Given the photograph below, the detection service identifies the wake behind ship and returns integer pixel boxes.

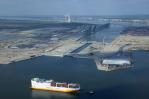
[31,78,80,93]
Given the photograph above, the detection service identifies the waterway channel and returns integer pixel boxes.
[0,51,149,99]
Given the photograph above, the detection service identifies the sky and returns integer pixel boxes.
[0,0,149,16]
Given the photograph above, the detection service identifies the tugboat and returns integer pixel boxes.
[31,78,80,93]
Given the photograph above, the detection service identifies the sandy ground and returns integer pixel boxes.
[0,35,149,64]
[102,35,149,53]
[0,39,84,64]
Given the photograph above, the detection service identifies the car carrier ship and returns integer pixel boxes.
[31,78,80,93]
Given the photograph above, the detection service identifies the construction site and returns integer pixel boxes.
[0,17,149,71]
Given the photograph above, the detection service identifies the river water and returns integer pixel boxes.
[0,51,149,99]
[88,24,125,42]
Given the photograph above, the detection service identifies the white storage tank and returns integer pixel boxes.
[102,58,131,65]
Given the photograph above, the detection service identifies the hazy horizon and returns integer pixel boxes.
[0,0,149,16]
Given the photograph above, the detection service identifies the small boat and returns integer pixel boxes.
[88,90,95,94]
[31,78,80,93]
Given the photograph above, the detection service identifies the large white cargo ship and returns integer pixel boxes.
[31,78,80,93]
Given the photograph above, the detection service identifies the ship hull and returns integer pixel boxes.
[31,87,80,93]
